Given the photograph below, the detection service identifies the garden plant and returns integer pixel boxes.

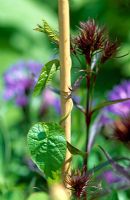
[1,0,130,200]
[26,0,130,200]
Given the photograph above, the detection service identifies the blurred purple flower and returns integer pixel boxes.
[102,170,122,184]
[99,112,113,125]
[90,80,130,148]
[3,60,42,106]
[100,80,130,126]
[3,60,61,116]
[41,88,61,114]
[106,80,130,116]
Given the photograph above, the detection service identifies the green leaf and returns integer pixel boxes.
[67,142,87,158]
[27,122,66,178]
[33,59,60,96]
[27,192,49,200]
[35,20,59,44]
[92,98,130,113]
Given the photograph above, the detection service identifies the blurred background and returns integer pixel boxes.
[1,0,130,199]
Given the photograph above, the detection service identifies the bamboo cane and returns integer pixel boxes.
[50,184,69,200]
[58,0,72,172]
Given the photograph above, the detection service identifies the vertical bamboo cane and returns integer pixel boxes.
[58,0,72,172]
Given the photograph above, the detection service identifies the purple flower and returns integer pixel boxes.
[102,170,122,184]
[3,60,42,106]
[99,112,113,125]
[41,88,61,114]
[106,80,130,116]
[97,80,130,129]
[3,60,61,115]
[89,81,130,150]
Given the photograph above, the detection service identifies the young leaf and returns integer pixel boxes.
[92,98,130,114]
[67,142,87,158]
[35,20,59,44]
[34,59,60,96]
[27,122,66,178]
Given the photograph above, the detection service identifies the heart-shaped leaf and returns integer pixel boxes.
[27,122,66,178]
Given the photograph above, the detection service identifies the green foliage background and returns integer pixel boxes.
[1,0,130,199]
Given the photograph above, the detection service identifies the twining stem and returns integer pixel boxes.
[58,0,72,173]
